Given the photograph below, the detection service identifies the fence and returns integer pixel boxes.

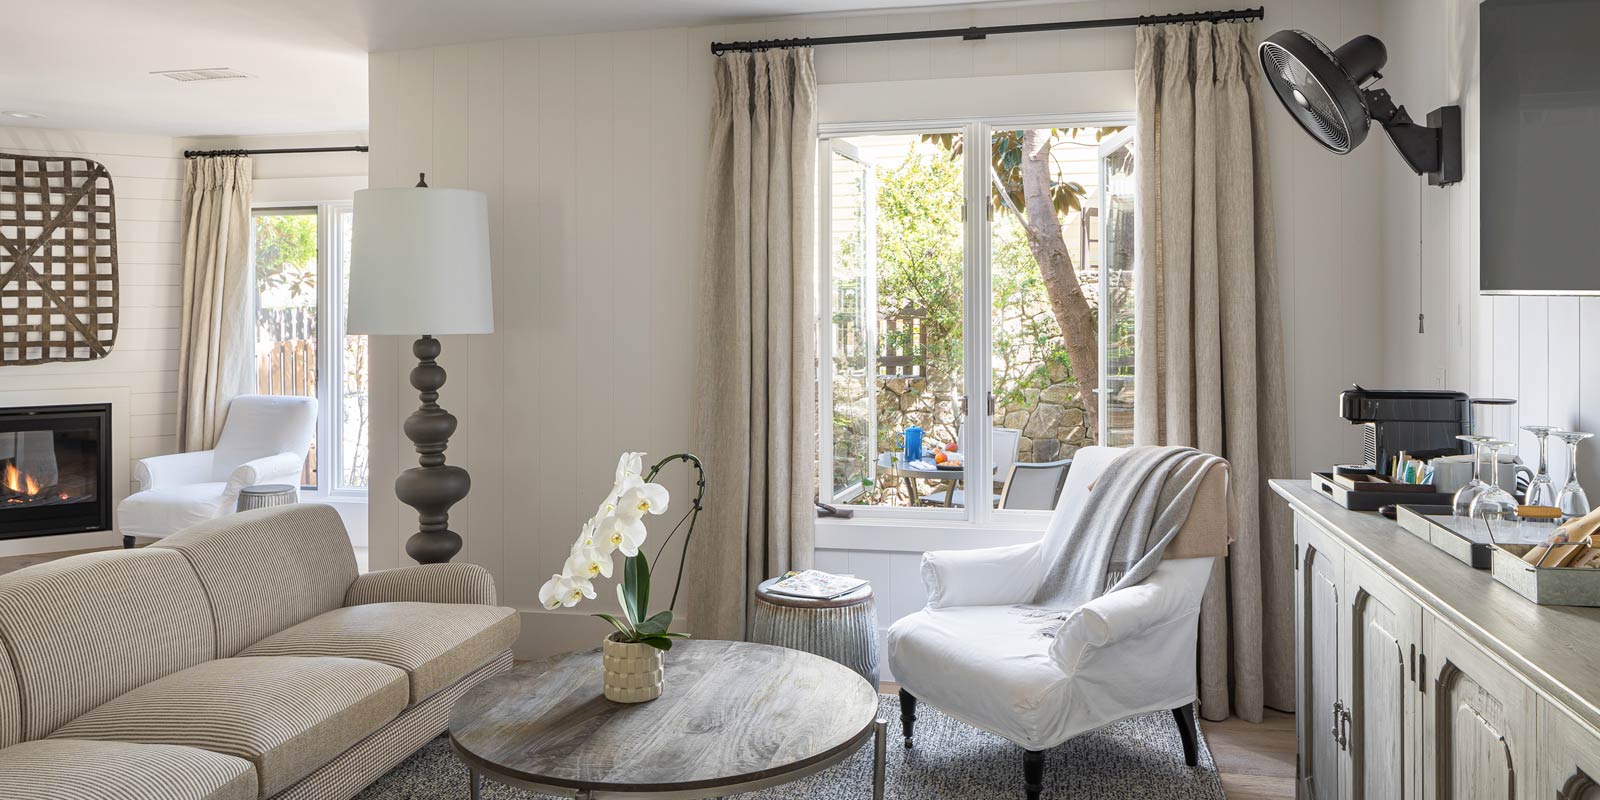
[256,307,317,487]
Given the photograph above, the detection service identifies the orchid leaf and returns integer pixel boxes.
[591,613,632,638]
[616,583,636,629]
[635,609,673,637]
[625,553,650,626]
[641,636,673,651]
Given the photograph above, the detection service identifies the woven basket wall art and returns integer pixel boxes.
[0,153,119,365]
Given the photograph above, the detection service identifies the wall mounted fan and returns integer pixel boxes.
[1259,30,1462,186]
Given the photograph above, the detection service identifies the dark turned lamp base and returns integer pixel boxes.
[398,334,470,564]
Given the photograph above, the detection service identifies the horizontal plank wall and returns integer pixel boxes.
[0,127,184,531]
[367,0,1389,659]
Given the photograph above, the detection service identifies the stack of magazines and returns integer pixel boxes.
[766,570,868,600]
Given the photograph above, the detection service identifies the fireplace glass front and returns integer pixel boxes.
[0,404,112,539]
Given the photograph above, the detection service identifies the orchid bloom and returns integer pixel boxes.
[599,511,649,557]
[538,573,595,610]
[564,544,614,582]
[619,481,670,517]
[615,451,644,485]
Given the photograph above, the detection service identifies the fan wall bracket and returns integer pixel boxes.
[1363,89,1462,186]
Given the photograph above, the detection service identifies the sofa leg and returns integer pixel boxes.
[1023,748,1045,800]
[898,689,917,748]
[1173,703,1199,767]
[122,535,136,549]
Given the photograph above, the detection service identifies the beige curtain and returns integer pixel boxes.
[176,156,256,451]
[688,49,819,641]
[1133,21,1294,723]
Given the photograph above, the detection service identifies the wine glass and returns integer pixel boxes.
[1521,425,1560,507]
[1453,434,1494,518]
[1554,430,1595,521]
[1469,440,1519,530]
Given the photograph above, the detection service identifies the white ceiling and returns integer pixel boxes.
[0,0,1021,137]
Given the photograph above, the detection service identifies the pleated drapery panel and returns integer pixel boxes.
[177,156,256,452]
[1133,21,1295,723]
[690,49,819,641]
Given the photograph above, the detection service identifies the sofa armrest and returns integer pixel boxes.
[223,451,305,498]
[133,450,214,492]
[345,563,498,606]
[921,541,1043,609]
[1051,556,1215,669]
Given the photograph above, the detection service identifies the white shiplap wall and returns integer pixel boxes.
[368,0,1390,659]
[0,128,184,513]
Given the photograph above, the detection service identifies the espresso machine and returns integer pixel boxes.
[1339,386,1471,470]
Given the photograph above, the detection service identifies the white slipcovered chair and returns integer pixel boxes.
[887,445,1230,799]
[116,395,317,545]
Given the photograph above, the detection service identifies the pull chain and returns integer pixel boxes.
[1417,181,1426,334]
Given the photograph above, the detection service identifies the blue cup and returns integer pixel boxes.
[899,426,924,462]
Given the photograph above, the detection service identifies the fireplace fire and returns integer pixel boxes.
[0,404,111,539]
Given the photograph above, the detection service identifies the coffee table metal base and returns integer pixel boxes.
[461,718,888,800]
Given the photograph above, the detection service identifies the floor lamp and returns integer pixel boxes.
[347,174,493,564]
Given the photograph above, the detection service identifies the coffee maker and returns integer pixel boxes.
[1338,386,1471,470]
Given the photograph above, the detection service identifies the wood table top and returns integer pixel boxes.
[1273,479,1600,731]
[448,639,880,794]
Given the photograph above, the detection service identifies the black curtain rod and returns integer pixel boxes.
[710,7,1263,54]
[183,145,369,158]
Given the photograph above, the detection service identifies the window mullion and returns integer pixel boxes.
[316,203,335,498]
[965,121,993,526]
[816,139,837,503]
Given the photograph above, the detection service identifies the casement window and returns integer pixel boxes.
[250,203,368,498]
[817,116,1135,524]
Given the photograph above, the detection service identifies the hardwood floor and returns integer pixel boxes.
[2,551,1299,799]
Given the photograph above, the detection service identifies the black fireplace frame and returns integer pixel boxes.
[0,403,113,540]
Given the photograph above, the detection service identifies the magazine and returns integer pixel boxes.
[767,569,868,600]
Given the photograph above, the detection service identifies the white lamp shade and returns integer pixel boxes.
[348,187,494,335]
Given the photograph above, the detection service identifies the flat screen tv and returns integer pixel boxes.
[1480,0,1600,294]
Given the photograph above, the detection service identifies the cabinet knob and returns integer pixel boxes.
[1331,700,1347,750]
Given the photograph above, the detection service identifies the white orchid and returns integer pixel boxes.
[619,481,670,517]
[564,544,614,581]
[599,511,649,557]
[615,452,644,485]
[538,573,596,610]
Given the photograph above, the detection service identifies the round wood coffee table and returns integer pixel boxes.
[449,639,886,799]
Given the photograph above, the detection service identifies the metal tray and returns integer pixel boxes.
[1311,472,1454,512]
[1489,543,1600,607]
[1396,505,1493,569]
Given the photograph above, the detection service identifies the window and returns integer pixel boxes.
[817,118,1135,520]
[251,204,368,497]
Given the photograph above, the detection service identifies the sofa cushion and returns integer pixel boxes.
[0,633,18,749]
[241,602,519,703]
[0,548,215,739]
[0,738,257,800]
[154,504,359,657]
[50,656,407,798]
[117,482,233,538]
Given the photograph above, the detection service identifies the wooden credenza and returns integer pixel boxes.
[1273,480,1600,800]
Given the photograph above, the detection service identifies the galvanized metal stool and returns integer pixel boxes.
[237,483,299,512]
[751,577,879,687]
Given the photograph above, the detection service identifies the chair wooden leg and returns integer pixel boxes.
[898,689,917,748]
[1172,703,1199,767]
[122,535,136,549]
[1023,749,1045,800]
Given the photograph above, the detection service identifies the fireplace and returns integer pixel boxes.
[0,404,112,539]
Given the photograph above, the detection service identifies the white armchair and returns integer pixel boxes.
[117,395,317,544]
[886,446,1229,800]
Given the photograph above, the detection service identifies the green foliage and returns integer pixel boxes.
[874,146,965,380]
[253,213,317,304]
[595,552,687,652]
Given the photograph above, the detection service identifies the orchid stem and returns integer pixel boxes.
[642,453,705,615]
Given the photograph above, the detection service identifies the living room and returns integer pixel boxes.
[4,0,1599,798]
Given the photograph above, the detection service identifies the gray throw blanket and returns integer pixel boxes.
[1032,446,1223,611]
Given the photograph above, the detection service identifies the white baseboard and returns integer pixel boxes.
[0,530,122,557]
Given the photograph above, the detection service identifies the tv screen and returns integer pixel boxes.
[1480,0,1600,293]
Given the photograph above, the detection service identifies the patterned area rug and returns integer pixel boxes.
[357,695,1223,799]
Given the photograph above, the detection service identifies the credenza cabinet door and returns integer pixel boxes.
[1297,517,1347,800]
[1536,697,1600,800]
[1422,614,1535,800]
[1345,557,1423,800]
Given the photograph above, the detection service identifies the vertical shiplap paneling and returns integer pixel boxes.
[1578,298,1600,497]
[498,37,541,612]
[465,39,507,589]
[1546,297,1582,432]
[575,33,617,519]
[432,43,474,562]
[611,30,657,467]
[1489,295,1521,442]
[1515,296,1550,458]
[365,49,404,570]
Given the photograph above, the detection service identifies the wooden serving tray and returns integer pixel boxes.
[1311,472,1453,512]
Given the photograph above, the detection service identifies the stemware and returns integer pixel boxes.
[1452,434,1494,518]
[1554,430,1595,520]
[1469,439,1519,526]
[1521,425,1560,507]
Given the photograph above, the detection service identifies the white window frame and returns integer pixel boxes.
[250,201,367,503]
[816,112,1134,531]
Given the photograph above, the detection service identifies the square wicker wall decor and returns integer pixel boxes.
[0,153,119,365]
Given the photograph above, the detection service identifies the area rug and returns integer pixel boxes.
[357,695,1224,799]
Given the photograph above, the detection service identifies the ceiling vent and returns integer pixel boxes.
[151,68,252,83]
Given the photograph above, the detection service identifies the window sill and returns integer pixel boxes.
[815,514,1046,553]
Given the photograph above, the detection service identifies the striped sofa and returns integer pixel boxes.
[0,504,520,800]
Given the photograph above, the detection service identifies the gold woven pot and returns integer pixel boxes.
[602,634,664,703]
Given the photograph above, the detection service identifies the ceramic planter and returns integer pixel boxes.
[602,634,664,703]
